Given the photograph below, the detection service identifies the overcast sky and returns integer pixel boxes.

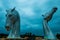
[0,0,60,36]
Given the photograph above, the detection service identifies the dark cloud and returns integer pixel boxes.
[0,0,60,35]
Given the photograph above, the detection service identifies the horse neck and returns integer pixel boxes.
[43,20,57,39]
[43,20,50,35]
[11,19,20,34]
[15,19,20,30]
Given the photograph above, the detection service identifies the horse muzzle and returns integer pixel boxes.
[5,26,10,31]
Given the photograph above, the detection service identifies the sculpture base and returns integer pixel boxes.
[0,38,27,40]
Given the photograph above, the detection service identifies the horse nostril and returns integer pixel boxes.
[5,26,10,31]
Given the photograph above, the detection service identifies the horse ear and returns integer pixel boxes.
[11,7,15,12]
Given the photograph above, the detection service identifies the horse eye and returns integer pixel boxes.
[6,14,7,16]
[8,14,12,17]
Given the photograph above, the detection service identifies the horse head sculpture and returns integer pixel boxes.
[42,7,58,40]
[42,7,57,22]
[5,8,20,38]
